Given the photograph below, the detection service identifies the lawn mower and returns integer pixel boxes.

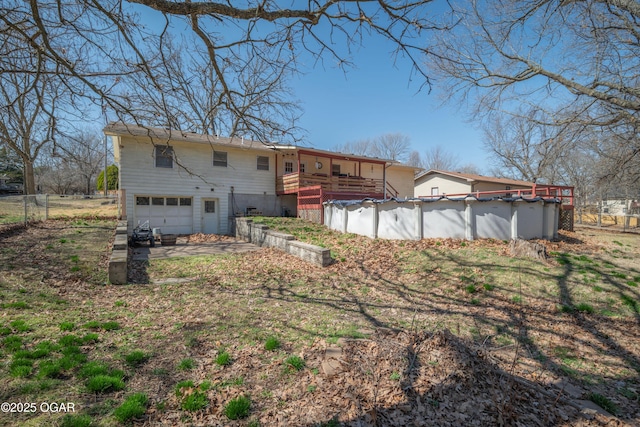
[128,220,155,247]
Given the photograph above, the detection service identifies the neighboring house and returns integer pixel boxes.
[105,123,419,235]
[600,199,638,216]
[415,170,535,198]
[0,174,23,195]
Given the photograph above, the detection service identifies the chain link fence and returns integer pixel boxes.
[0,195,118,225]
[575,201,640,230]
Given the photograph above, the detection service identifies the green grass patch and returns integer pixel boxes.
[216,351,232,366]
[59,414,93,427]
[178,358,195,370]
[86,374,125,393]
[124,350,149,368]
[2,301,29,309]
[10,319,31,332]
[225,395,251,420]
[114,393,149,423]
[3,335,23,352]
[587,392,618,415]
[576,303,595,314]
[264,336,281,351]
[101,321,121,331]
[284,355,305,371]
[59,322,76,331]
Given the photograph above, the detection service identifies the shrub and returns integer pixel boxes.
[114,393,149,423]
[86,375,125,393]
[225,395,251,420]
[284,355,305,371]
[265,337,281,351]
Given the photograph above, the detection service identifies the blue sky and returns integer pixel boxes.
[132,4,491,173]
[289,36,490,172]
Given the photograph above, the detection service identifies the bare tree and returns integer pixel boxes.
[333,139,376,157]
[372,133,412,162]
[53,130,108,194]
[482,110,566,184]
[406,150,424,169]
[427,0,640,182]
[422,145,459,171]
[1,1,444,146]
[0,37,61,194]
[334,133,412,162]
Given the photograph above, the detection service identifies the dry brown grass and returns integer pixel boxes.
[1,219,639,426]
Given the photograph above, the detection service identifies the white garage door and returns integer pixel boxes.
[134,196,193,235]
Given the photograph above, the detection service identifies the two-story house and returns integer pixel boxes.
[105,123,418,235]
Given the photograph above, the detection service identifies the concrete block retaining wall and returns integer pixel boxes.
[235,218,331,267]
[108,220,129,284]
[325,198,560,241]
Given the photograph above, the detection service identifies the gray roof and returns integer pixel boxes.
[104,122,289,152]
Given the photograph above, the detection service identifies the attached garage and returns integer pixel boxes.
[134,196,193,235]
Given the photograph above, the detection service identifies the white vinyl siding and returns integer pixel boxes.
[119,138,276,234]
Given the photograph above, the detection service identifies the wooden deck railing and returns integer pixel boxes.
[417,185,575,207]
[277,173,384,195]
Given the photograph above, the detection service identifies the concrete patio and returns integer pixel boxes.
[130,236,260,261]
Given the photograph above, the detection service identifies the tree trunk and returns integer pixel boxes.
[23,160,36,195]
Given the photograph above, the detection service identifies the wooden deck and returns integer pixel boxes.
[277,173,384,195]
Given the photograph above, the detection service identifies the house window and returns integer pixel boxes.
[155,145,173,168]
[431,187,439,196]
[136,196,149,205]
[284,161,294,173]
[204,200,216,213]
[213,151,227,167]
[332,164,341,176]
[257,156,269,171]
[179,197,192,206]
[166,197,178,206]
[152,197,164,206]
[299,163,306,173]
